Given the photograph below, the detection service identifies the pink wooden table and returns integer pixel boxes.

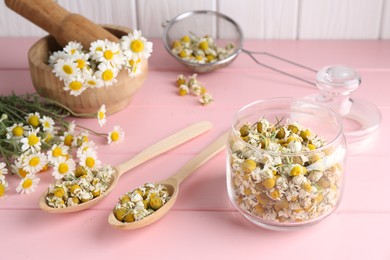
[1,38,389,259]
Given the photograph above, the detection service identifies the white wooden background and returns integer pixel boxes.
[0,0,389,39]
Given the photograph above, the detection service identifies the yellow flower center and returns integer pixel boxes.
[85,157,95,168]
[130,39,144,53]
[12,126,24,136]
[63,64,73,75]
[52,147,62,157]
[64,135,73,146]
[18,168,28,178]
[58,162,69,174]
[102,70,114,81]
[98,111,105,120]
[44,121,51,128]
[95,47,103,52]
[69,81,83,91]
[22,178,33,189]
[110,131,119,142]
[103,50,114,60]
[199,41,209,51]
[87,80,96,86]
[44,133,53,142]
[29,157,40,167]
[76,59,86,69]
[0,184,5,197]
[28,115,40,127]
[181,35,190,43]
[28,134,39,146]
[70,49,77,55]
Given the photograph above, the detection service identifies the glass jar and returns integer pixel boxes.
[226,98,347,230]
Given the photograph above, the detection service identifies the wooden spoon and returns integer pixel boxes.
[5,0,118,47]
[108,131,228,230]
[39,121,213,213]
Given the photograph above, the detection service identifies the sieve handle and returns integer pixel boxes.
[241,49,317,86]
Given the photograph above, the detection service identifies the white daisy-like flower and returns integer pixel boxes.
[53,58,80,82]
[73,130,90,147]
[107,125,125,144]
[52,157,76,180]
[11,155,29,178]
[47,144,69,164]
[94,62,118,87]
[76,140,97,159]
[22,152,47,174]
[124,57,142,77]
[48,50,67,66]
[79,149,101,171]
[25,112,41,128]
[0,162,8,176]
[60,131,75,147]
[95,40,124,68]
[63,41,83,55]
[63,74,87,96]
[0,176,9,199]
[97,104,106,127]
[73,51,90,71]
[200,92,213,106]
[6,123,28,139]
[121,30,153,60]
[40,115,55,132]
[84,71,103,89]
[20,128,42,152]
[16,174,40,195]
[89,39,106,60]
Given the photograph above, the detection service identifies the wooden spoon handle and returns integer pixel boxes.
[169,131,229,184]
[113,121,213,177]
[5,0,118,47]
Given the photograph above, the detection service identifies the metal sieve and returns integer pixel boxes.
[162,10,316,85]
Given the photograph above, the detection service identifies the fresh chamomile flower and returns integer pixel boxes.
[95,40,124,68]
[48,50,67,66]
[63,41,83,55]
[89,39,106,60]
[95,62,118,87]
[84,72,103,89]
[52,157,76,180]
[79,149,101,171]
[53,58,80,82]
[40,116,55,132]
[22,152,47,174]
[60,131,75,147]
[6,123,28,139]
[107,125,125,144]
[47,143,69,164]
[0,162,8,176]
[73,130,90,147]
[63,74,87,96]
[121,30,153,60]
[16,174,40,195]
[20,128,42,152]
[97,104,106,127]
[72,51,90,71]
[11,156,29,178]
[124,57,142,77]
[25,112,41,128]
[0,176,9,199]
[76,140,97,159]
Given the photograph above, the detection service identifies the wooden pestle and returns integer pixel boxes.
[5,0,119,48]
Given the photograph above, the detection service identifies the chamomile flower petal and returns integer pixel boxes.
[0,162,8,175]
[0,177,9,199]
[121,30,153,60]
[52,157,76,180]
[73,52,90,70]
[22,152,47,174]
[76,140,97,159]
[16,174,40,195]
[97,104,106,127]
[48,50,67,66]
[107,125,125,144]
[89,39,106,60]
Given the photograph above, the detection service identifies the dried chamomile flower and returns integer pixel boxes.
[113,183,171,222]
[171,33,235,64]
[228,118,345,224]
[175,74,213,105]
